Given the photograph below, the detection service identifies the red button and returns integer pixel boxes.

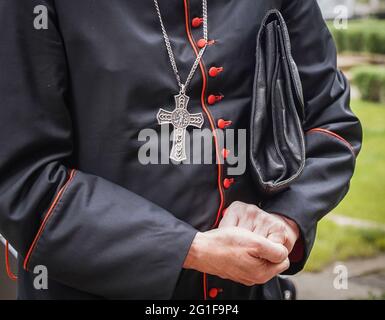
[209,288,219,299]
[223,178,235,189]
[197,39,215,48]
[209,67,224,77]
[208,94,223,105]
[222,148,230,159]
[208,95,216,105]
[217,119,232,129]
[192,17,203,28]
[197,39,207,48]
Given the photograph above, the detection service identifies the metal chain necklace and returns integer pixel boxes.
[154,0,208,162]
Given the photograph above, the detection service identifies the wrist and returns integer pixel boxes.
[183,232,208,271]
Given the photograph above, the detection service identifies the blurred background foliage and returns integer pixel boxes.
[329,19,385,55]
[306,1,385,273]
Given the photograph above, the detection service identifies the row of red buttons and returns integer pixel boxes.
[193,18,224,107]
[193,16,235,299]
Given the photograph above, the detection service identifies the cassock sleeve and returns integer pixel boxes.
[263,0,362,274]
[0,0,197,299]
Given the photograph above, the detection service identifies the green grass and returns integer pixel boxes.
[368,292,385,300]
[305,220,385,272]
[305,99,385,272]
[333,99,385,224]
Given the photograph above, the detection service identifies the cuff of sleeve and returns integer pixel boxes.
[289,235,305,263]
[263,202,317,275]
[26,171,200,299]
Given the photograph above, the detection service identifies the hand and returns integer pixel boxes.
[219,201,300,253]
[183,227,289,286]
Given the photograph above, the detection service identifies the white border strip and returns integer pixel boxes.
[0,233,18,259]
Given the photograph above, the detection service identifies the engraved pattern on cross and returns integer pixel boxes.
[157,93,204,162]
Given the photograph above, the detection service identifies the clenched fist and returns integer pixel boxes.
[219,201,300,253]
[183,227,290,286]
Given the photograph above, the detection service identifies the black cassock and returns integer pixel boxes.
[0,0,362,299]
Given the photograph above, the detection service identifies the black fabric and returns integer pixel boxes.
[0,0,362,300]
[250,10,305,195]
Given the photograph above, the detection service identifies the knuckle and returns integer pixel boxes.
[249,204,261,214]
[227,201,244,215]
[271,221,287,236]
[231,201,243,209]
[246,205,260,217]
[277,222,287,233]
[259,211,270,223]
[245,209,257,220]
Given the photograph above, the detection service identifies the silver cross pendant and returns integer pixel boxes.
[157,93,204,162]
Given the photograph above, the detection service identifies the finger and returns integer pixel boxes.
[263,258,290,281]
[252,211,270,235]
[253,221,269,237]
[219,202,247,228]
[237,213,255,231]
[244,258,290,285]
[267,231,287,246]
[218,209,239,228]
[249,235,288,263]
[236,205,260,231]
